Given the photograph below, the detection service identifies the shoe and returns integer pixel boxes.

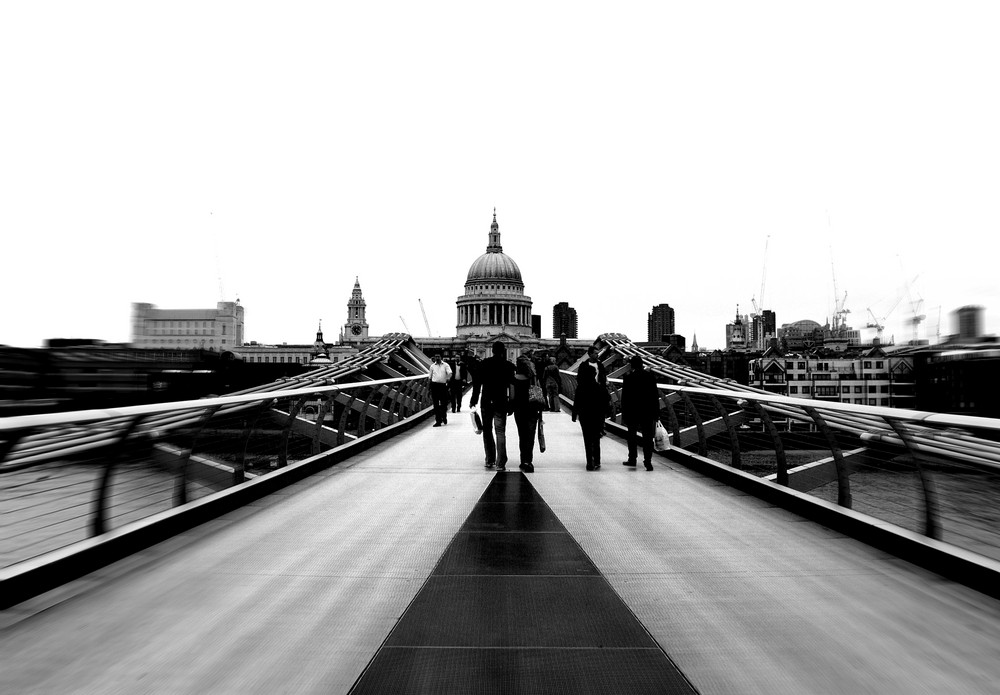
[644,462,654,471]
[444,418,448,424]
[497,464,506,471]
[485,461,495,468]
[519,462,534,473]
[433,423,441,427]
[586,463,595,471]
[622,460,637,467]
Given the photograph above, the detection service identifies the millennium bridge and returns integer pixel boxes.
[2,334,1000,694]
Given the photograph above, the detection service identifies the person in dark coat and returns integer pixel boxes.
[512,355,542,473]
[470,341,516,471]
[543,356,562,412]
[571,345,608,471]
[621,355,660,470]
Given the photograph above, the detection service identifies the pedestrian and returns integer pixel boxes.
[621,355,660,471]
[469,341,516,470]
[448,357,465,413]
[571,345,609,471]
[543,356,561,412]
[429,353,452,426]
[513,355,543,473]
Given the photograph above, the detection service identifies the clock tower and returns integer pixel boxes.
[343,277,369,343]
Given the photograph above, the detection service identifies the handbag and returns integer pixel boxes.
[528,384,546,408]
[470,406,483,434]
[653,420,669,451]
[537,415,546,453]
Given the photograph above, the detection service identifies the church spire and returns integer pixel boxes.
[487,208,502,253]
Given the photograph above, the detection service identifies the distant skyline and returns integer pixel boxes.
[3,3,998,350]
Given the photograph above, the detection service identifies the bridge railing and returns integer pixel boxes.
[0,374,431,572]
[559,335,1000,566]
[604,378,1000,563]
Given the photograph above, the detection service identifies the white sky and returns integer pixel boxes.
[3,2,998,350]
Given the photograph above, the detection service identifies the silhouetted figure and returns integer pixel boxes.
[572,345,608,471]
[621,355,660,471]
[543,356,561,412]
[470,342,516,470]
[448,358,466,413]
[513,355,543,473]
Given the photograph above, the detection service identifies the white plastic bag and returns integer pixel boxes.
[470,406,483,434]
[653,420,669,451]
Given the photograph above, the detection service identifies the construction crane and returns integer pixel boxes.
[399,316,411,334]
[751,235,770,318]
[899,260,925,343]
[830,248,851,336]
[418,299,432,337]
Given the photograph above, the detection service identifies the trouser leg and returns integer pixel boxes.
[626,422,639,462]
[493,410,508,466]
[482,405,497,463]
[515,408,536,463]
[641,420,656,463]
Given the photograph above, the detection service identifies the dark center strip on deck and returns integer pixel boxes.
[349,472,698,694]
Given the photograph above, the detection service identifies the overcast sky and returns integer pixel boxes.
[3,2,998,350]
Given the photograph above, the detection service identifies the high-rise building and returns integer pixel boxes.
[647,304,675,342]
[553,302,578,339]
[531,314,541,338]
[131,301,244,351]
[751,310,776,350]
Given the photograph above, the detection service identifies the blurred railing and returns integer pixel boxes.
[0,335,432,574]
[563,334,1000,565]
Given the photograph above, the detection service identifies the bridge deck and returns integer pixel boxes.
[2,398,1000,694]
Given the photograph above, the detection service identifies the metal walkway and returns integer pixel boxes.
[2,398,1000,694]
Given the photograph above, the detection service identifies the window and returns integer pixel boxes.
[868,399,876,405]
[801,386,810,394]
[864,361,872,369]
[868,386,876,393]
[854,386,863,393]
[222,325,227,335]
[797,362,805,370]
[785,361,794,369]
[880,398,890,406]
[842,386,849,393]
[876,361,884,369]
[855,399,864,404]
[790,386,798,394]
[880,386,889,393]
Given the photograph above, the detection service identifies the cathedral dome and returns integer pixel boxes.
[466,252,522,283]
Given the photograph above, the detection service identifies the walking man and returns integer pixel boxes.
[470,341,516,470]
[572,345,608,471]
[543,356,561,412]
[429,353,452,426]
[621,355,660,471]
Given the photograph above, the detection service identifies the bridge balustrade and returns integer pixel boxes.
[0,336,433,594]
[564,334,1000,565]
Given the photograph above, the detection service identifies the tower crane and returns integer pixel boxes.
[418,299,433,337]
[399,316,411,334]
[751,235,769,318]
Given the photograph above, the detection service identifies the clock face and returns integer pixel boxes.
[351,325,363,335]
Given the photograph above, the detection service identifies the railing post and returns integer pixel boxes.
[92,416,145,536]
[678,391,708,457]
[312,392,336,454]
[886,418,942,539]
[337,390,358,446]
[239,399,275,481]
[710,395,741,468]
[278,396,310,468]
[804,406,851,508]
[174,405,223,506]
[662,395,682,447]
[373,386,391,431]
[750,401,788,486]
[358,386,379,438]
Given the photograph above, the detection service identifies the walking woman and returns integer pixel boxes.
[513,355,542,473]
[572,345,609,471]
